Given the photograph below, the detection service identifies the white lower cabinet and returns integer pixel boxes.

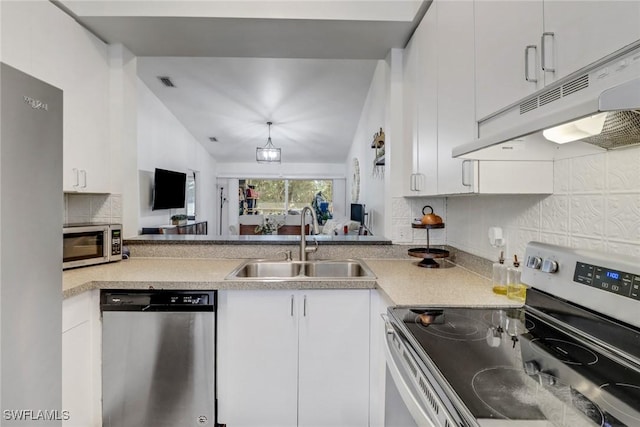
[62,290,101,427]
[218,289,370,427]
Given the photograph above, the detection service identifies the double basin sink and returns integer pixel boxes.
[226,259,376,280]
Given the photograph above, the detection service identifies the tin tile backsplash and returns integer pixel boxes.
[64,193,122,225]
[394,146,640,262]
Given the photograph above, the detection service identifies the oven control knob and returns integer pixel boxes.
[526,256,542,269]
[541,259,559,273]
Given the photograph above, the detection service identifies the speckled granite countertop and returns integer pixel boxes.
[63,257,517,307]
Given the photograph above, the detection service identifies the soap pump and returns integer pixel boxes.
[507,255,526,302]
[492,251,507,295]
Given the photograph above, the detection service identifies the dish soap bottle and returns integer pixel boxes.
[492,251,507,295]
[507,255,526,302]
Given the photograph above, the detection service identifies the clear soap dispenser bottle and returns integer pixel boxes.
[507,255,526,302]
[492,251,507,295]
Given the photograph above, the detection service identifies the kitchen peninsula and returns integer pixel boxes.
[126,233,392,245]
[61,239,514,427]
[123,233,402,262]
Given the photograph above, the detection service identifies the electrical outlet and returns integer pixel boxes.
[396,226,413,243]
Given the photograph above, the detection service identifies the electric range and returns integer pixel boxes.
[384,242,640,427]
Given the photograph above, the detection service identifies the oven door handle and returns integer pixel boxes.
[383,318,436,427]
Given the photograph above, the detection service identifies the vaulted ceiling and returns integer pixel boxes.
[59,0,428,163]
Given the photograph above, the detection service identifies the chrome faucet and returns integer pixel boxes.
[300,206,320,261]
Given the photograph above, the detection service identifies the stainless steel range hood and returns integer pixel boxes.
[453,44,640,160]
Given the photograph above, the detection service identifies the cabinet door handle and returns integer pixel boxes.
[303,295,307,317]
[524,45,538,82]
[541,32,556,72]
[461,160,473,187]
[72,168,79,188]
[290,295,294,317]
[81,170,87,188]
[410,174,415,191]
[415,173,424,192]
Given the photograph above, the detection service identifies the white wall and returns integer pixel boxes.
[346,59,388,235]
[137,79,217,230]
[216,162,346,178]
[110,44,139,237]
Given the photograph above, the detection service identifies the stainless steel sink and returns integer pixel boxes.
[226,259,375,280]
[303,261,370,278]
[231,261,302,278]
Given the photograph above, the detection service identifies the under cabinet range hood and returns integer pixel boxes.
[453,43,640,160]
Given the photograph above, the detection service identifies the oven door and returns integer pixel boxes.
[63,225,109,269]
[383,315,440,427]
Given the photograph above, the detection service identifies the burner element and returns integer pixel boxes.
[600,383,640,424]
[415,313,486,341]
[529,338,599,366]
[472,367,604,426]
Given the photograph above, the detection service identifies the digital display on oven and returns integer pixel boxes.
[574,262,639,301]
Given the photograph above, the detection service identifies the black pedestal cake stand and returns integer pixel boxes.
[409,222,449,268]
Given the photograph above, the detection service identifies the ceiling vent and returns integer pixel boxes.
[158,76,175,88]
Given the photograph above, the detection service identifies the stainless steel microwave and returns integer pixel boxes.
[63,223,122,270]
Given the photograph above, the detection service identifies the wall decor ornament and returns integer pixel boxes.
[351,157,360,203]
[372,127,385,178]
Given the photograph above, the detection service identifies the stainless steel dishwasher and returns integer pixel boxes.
[101,290,216,427]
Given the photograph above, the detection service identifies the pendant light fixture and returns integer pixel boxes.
[256,121,281,163]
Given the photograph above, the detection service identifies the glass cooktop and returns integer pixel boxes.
[389,292,640,426]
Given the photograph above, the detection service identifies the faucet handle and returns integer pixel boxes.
[305,238,319,255]
[278,250,293,261]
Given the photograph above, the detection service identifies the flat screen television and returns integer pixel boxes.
[152,168,187,210]
[350,203,365,224]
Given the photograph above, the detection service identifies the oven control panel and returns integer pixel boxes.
[523,242,640,329]
[574,262,640,301]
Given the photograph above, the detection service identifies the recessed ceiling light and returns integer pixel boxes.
[158,76,175,88]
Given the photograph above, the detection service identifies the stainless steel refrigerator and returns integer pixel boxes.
[1,62,63,425]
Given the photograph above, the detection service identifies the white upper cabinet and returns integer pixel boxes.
[475,0,640,121]
[63,21,111,193]
[436,0,476,195]
[475,0,544,120]
[542,1,640,83]
[402,0,553,195]
[2,1,111,193]
[403,8,438,196]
